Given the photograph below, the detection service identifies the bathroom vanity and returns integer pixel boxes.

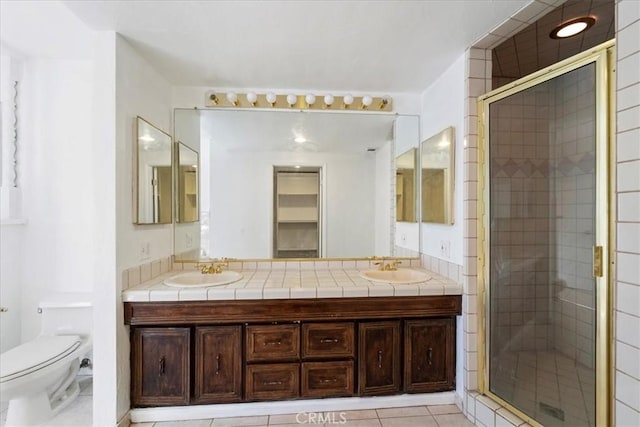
[123,263,461,409]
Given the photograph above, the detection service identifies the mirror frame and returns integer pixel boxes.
[175,142,200,223]
[134,116,173,225]
[421,126,455,225]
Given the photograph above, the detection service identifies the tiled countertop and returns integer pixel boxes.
[122,264,462,302]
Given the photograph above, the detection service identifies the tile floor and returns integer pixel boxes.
[2,378,472,427]
[0,375,93,427]
[130,405,473,427]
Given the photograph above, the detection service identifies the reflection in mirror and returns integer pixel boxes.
[173,109,421,260]
[135,117,172,224]
[176,143,199,223]
[421,127,455,224]
[396,148,417,223]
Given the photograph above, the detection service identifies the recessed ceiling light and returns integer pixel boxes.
[294,136,306,143]
[550,16,596,39]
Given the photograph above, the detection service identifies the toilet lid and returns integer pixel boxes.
[0,335,82,382]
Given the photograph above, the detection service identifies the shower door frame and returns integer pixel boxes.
[476,40,615,427]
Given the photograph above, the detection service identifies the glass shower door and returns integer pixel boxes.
[480,46,611,427]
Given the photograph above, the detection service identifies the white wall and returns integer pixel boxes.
[113,34,174,422]
[419,53,465,266]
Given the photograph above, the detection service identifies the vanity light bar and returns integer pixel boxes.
[204,91,393,112]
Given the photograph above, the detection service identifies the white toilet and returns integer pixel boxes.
[0,293,92,426]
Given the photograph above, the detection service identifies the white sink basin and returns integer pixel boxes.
[164,271,243,288]
[360,269,430,284]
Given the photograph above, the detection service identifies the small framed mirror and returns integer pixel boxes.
[421,126,455,224]
[396,147,417,223]
[134,117,173,225]
[176,142,199,223]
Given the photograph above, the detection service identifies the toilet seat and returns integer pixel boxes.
[0,335,82,383]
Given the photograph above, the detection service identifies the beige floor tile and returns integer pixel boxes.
[376,406,429,418]
[427,404,461,415]
[268,413,300,424]
[380,415,437,427]
[212,415,268,426]
[433,413,475,427]
[155,420,211,427]
[340,409,379,420]
[338,419,382,427]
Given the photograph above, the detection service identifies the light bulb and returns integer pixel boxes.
[305,94,316,106]
[362,95,373,108]
[343,94,354,107]
[226,91,238,106]
[287,93,297,106]
[266,92,277,106]
[246,92,258,105]
[324,94,334,107]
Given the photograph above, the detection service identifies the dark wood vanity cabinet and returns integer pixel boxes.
[404,318,456,392]
[358,321,401,395]
[125,295,461,407]
[193,326,242,404]
[131,327,190,407]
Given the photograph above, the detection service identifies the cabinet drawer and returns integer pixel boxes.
[246,324,300,362]
[301,361,354,398]
[302,322,354,359]
[245,363,299,400]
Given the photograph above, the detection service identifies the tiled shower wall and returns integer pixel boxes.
[614,1,640,425]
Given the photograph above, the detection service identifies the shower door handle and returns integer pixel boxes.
[593,246,603,277]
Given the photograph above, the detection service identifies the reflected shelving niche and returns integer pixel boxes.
[273,167,321,258]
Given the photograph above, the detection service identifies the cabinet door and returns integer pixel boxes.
[193,326,242,404]
[131,328,190,406]
[358,321,400,396]
[404,318,455,393]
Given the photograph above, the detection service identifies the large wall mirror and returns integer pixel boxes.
[421,126,455,224]
[173,108,420,260]
[176,142,199,223]
[134,116,172,225]
[395,148,417,223]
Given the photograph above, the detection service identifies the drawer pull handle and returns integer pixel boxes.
[216,354,221,375]
[377,350,383,368]
[159,357,165,376]
[265,340,282,346]
[320,338,339,343]
[428,348,433,366]
[264,380,283,386]
[320,378,338,384]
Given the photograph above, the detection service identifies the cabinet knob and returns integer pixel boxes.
[319,378,338,384]
[377,350,383,368]
[320,338,339,343]
[215,354,221,374]
[428,348,433,366]
[265,340,282,346]
[159,357,165,375]
[263,380,283,386]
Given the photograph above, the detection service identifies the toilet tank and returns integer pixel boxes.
[38,292,93,337]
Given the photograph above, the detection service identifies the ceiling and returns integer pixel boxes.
[59,0,531,93]
[492,0,614,86]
